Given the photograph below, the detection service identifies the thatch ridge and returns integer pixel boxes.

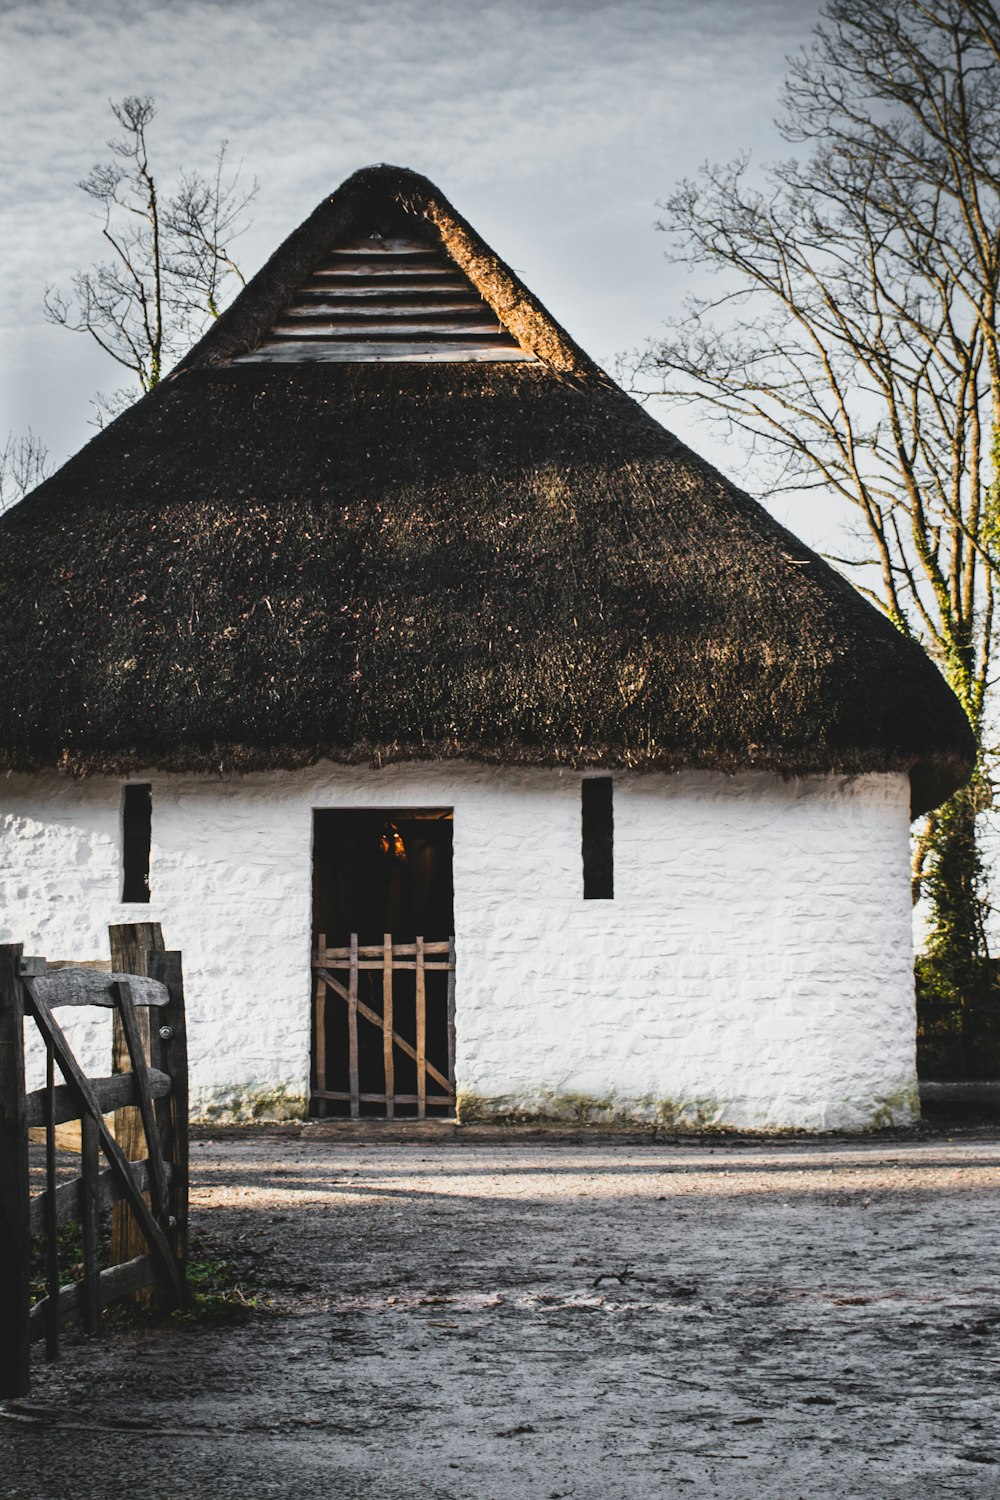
[175,164,604,378]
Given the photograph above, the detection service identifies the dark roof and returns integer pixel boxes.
[0,166,974,815]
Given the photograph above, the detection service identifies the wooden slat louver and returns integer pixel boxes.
[235,236,536,363]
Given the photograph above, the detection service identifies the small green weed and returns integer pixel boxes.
[30,1219,272,1326]
[174,1254,272,1324]
[28,1217,111,1307]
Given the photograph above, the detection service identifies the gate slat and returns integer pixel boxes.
[108,923,165,1278]
[314,932,327,1118]
[416,937,426,1120]
[30,1157,172,1237]
[25,1067,172,1128]
[312,934,456,1117]
[0,943,31,1399]
[321,941,451,958]
[383,934,394,1120]
[28,1254,156,1339]
[447,938,457,1100]
[44,1042,59,1361]
[316,971,453,1094]
[80,1111,100,1335]
[114,981,169,1225]
[348,934,360,1119]
[23,980,184,1305]
[313,1090,448,1105]
[147,950,190,1271]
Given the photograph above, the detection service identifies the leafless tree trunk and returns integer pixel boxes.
[44,96,256,422]
[630,0,1000,1033]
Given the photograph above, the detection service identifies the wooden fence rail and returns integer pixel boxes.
[313,934,456,1119]
[0,924,188,1398]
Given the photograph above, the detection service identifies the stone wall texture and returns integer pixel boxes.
[0,763,917,1129]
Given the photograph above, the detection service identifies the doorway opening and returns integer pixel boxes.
[311,808,455,1118]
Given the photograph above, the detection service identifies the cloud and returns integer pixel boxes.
[0,0,822,466]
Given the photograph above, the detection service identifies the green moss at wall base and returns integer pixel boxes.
[867,1082,921,1130]
[457,1084,924,1133]
[192,1084,309,1124]
[455,1089,726,1129]
[186,1081,922,1131]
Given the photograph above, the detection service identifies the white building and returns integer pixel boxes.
[0,167,974,1129]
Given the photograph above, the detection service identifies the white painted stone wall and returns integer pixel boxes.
[0,762,917,1130]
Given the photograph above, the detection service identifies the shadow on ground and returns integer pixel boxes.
[3,1133,1000,1500]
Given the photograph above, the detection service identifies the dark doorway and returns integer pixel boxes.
[311,809,455,1118]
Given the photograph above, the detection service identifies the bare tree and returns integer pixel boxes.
[632,0,1000,1042]
[0,430,51,514]
[45,96,256,419]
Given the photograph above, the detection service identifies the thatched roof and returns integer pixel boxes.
[0,166,974,815]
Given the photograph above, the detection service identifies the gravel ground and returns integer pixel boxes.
[3,1127,1000,1500]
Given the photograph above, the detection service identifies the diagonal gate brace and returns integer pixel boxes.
[22,979,185,1306]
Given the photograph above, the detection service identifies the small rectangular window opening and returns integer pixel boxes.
[122,783,152,903]
[582,777,614,900]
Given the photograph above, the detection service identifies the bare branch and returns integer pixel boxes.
[0,430,51,513]
[45,95,255,401]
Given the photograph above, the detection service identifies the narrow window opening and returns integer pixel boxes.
[582,777,614,900]
[122,783,152,903]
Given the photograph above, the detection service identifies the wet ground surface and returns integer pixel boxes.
[3,1127,1000,1499]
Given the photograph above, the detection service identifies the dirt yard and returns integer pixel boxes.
[2,1127,999,1500]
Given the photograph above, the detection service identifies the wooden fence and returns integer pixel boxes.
[0,925,188,1398]
[313,934,456,1118]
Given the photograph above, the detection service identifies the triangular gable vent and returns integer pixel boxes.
[235,234,537,364]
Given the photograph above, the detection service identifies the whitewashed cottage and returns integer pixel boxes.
[0,166,974,1129]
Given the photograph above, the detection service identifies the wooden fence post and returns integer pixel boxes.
[108,922,164,1272]
[0,943,30,1398]
[147,950,189,1280]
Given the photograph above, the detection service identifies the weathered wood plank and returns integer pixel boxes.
[25,1068,171,1128]
[328,238,439,254]
[43,1043,60,1360]
[274,310,503,327]
[318,940,453,958]
[335,960,452,972]
[31,969,169,1011]
[23,978,183,1305]
[312,1091,453,1104]
[0,943,31,1397]
[148,951,189,1275]
[316,969,351,1003]
[237,342,535,363]
[447,938,457,1104]
[416,936,427,1121]
[17,957,47,978]
[348,934,359,1121]
[315,970,452,1094]
[269,322,508,338]
[293,293,477,309]
[114,981,169,1224]
[383,934,394,1120]
[80,1111,100,1335]
[314,932,327,1119]
[27,1121,89,1152]
[28,1254,156,1339]
[283,300,488,318]
[320,256,449,271]
[29,1158,172,1238]
[109,924,163,1276]
[300,269,465,286]
[45,959,112,973]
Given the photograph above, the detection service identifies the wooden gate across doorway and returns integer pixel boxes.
[312,935,456,1118]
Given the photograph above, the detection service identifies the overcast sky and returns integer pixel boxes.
[0,0,828,536]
